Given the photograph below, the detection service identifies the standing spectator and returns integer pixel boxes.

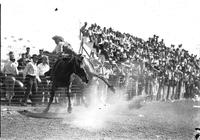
[22,54,41,106]
[37,49,44,65]
[25,47,31,62]
[80,22,88,40]
[17,53,27,82]
[17,53,27,71]
[8,51,14,58]
[37,55,50,103]
[4,51,18,65]
[2,52,19,105]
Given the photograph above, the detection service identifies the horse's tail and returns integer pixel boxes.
[91,72,115,93]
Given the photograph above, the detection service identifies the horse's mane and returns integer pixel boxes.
[49,55,74,80]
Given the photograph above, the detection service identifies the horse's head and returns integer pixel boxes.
[72,54,89,84]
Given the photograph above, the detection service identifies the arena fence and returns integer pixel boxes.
[2,52,198,105]
[0,74,129,105]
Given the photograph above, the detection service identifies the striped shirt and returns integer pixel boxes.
[2,61,19,76]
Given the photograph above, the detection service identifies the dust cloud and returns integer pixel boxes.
[58,82,146,130]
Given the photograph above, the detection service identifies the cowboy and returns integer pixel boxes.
[2,52,19,105]
[52,35,73,54]
[22,54,41,106]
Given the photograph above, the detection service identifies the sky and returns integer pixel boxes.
[1,0,200,57]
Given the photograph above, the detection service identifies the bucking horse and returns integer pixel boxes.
[43,53,115,113]
[43,54,89,113]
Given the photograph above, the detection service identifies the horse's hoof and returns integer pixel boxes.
[109,86,115,93]
[21,102,27,106]
[43,109,49,113]
[84,103,89,108]
[31,103,37,107]
[68,108,72,113]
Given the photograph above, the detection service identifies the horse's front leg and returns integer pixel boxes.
[66,87,72,113]
[43,85,55,113]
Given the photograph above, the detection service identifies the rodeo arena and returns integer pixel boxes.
[1,22,200,140]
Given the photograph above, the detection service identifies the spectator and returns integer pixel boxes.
[25,47,31,61]
[82,22,200,100]
[37,55,50,103]
[8,51,14,57]
[2,52,19,105]
[80,22,88,40]
[37,49,44,65]
[22,54,41,106]
[17,53,27,71]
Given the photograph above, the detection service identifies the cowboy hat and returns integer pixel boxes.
[52,35,64,42]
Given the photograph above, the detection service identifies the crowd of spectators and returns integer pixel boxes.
[80,22,200,100]
[1,47,50,105]
[1,22,200,105]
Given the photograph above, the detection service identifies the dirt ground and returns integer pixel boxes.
[1,99,200,140]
